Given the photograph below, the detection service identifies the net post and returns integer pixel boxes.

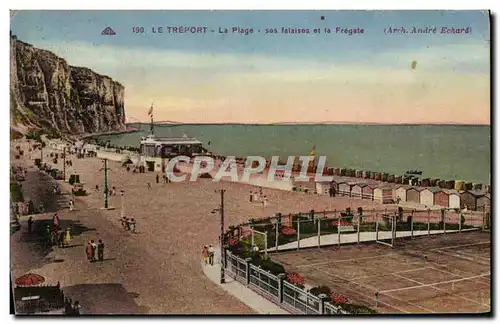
[410,210,414,239]
[251,229,255,250]
[357,214,361,244]
[482,206,486,231]
[391,215,395,247]
[375,213,379,241]
[427,209,431,236]
[297,216,301,250]
[459,210,462,232]
[275,216,279,252]
[318,215,321,248]
[264,231,268,259]
[375,292,379,308]
[337,217,341,247]
[443,209,446,235]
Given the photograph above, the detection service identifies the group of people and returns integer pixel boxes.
[201,244,216,266]
[85,239,105,262]
[249,188,268,207]
[35,214,72,248]
[120,216,137,233]
[94,185,119,196]
[63,297,80,315]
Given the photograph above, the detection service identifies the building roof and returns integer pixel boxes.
[375,185,393,190]
[462,189,486,197]
[422,187,443,194]
[443,189,460,195]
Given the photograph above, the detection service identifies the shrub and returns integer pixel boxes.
[10,181,24,202]
[330,292,348,305]
[286,272,305,286]
[309,285,332,296]
[260,259,285,275]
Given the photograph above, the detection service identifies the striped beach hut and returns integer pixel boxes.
[373,185,393,204]
[420,187,442,207]
[460,190,486,211]
[446,190,461,209]
[362,184,376,200]
[406,187,422,204]
[395,185,411,203]
[338,182,353,197]
[351,183,367,199]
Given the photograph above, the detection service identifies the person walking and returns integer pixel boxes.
[130,218,136,233]
[208,244,215,266]
[27,216,33,234]
[201,245,209,265]
[97,239,105,261]
[156,174,159,184]
[58,230,65,248]
[85,241,92,261]
[64,227,72,247]
[72,301,81,315]
[249,191,253,203]
[90,240,97,261]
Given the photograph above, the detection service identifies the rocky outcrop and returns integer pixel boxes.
[10,35,126,135]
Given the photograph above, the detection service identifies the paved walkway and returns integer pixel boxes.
[201,247,289,314]
[272,228,479,251]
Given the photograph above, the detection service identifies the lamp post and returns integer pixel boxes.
[212,189,226,284]
[120,190,125,218]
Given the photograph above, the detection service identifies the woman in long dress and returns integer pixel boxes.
[64,227,72,247]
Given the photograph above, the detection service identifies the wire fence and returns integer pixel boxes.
[226,208,487,253]
[226,251,346,314]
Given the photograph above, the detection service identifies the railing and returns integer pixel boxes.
[226,251,348,315]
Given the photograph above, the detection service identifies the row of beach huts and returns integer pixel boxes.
[315,175,491,211]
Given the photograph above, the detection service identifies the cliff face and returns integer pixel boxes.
[10,36,126,135]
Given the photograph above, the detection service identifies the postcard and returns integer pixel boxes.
[10,10,490,315]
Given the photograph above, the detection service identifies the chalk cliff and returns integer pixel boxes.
[10,35,126,135]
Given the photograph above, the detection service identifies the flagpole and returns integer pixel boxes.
[149,102,155,136]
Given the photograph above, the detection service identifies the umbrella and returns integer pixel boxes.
[15,273,45,287]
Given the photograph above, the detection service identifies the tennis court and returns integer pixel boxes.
[272,230,490,314]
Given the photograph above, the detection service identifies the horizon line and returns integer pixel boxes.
[125,121,491,126]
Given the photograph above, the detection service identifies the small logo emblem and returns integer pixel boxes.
[101,27,116,35]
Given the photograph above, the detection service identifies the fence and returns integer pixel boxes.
[228,208,487,253]
[226,251,347,315]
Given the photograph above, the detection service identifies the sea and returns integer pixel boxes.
[95,124,491,184]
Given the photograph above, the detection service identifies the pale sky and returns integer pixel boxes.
[11,10,490,124]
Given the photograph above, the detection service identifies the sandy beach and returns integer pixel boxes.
[10,139,398,314]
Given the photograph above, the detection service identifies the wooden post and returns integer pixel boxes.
[357,214,361,244]
[297,217,301,250]
[337,217,341,246]
[427,209,431,236]
[318,217,321,248]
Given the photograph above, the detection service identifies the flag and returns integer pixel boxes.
[147,103,154,117]
[309,144,316,156]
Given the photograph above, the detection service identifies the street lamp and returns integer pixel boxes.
[120,190,125,218]
[212,189,226,284]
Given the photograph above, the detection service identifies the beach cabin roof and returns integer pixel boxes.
[395,185,412,191]
[407,187,424,192]
[424,187,443,194]
[353,183,368,188]
[443,189,459,195]
[466,189,486,197]
[376,185,393,190]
